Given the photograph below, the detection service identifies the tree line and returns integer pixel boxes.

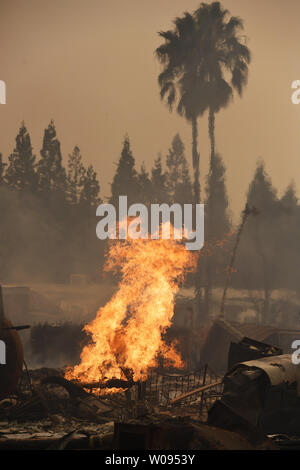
[0,120,102,282]
[0,121,205,283]
[111,133,300,325]
[0,119,299,324]
[1,1,299,326]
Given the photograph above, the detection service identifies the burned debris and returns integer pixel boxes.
[227,336,282,370]
[0,362,271,450]
[209,354,300,438]
[0,276,300,451]
[1,266,300,453]
[0,352,278,450]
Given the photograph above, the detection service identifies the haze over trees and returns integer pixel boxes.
[0,121,102,282]
[0,1,299,330]
[0,119,300,328]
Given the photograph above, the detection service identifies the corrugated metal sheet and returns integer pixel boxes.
[233,354,300,395]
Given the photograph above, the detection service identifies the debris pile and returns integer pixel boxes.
[209,353,300,439]
[0,364,227,449]
[2,340,299,449]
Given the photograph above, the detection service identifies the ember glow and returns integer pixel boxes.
[65,227,197,389]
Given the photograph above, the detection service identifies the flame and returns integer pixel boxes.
[65,225,197,389]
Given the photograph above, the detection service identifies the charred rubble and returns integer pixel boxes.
[1,283,300,450]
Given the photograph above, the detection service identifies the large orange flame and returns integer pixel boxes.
[65,228,197,388]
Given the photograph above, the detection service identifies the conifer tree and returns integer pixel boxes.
[166,134,193,206]
[5,122,37,191]
[205,153,231,241]
[238,161,279,323]
[0,153,7,185]
[277,182,300,292]
[110,135,139,207]
[80,165,101,207]
[151,154,169,204]
[138,163,152,206]
[37,120,66,200]
[281,182,298,214]
[203,153,231,315]
[247,161,278,215]
[66,146,85,204]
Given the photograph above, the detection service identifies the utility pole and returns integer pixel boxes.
[220,204,259,319]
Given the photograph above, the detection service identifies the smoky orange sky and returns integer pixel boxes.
[0,0,299,220]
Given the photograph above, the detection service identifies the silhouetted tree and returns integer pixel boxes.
[156,2,250,322]
[204,153,231,314]
[156,13,202,205]
[281,182,298,213]
[66,146,85,204]
[5,123,37,192]
[0,119,106,283]
[277,182,300,293]
[237,161,279,323]
[151,154,169,204]
[37,120,66,201]
[193,2,251,187]
[166,134,193,206]
[80,165,101,207]
[111,135,139,207]
[0,154,7,185]
[138,163,152,206]
[65,162,102,278]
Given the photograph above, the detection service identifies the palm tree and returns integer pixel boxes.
[193,2,251,315]
[193,1,250,189]
[156,1,250,202]
[156,1,250,319]
[155,12,204,205]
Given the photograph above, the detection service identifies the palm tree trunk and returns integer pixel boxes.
[208,107,215,167]
[192,115,203,322]
[191,116,200,205]
[204,108,215,315]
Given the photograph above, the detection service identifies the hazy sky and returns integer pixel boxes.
[0,0,300,220]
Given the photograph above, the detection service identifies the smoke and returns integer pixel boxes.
[0,184,104,283]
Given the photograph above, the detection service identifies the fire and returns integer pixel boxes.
[65,226,197,389]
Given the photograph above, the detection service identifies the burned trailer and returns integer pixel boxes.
[208,354,300,437]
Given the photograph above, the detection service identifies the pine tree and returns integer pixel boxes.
[205,153,231,240]
[66,146,85,204]
[80,165,101,207]
[281,182,298,214]
[247,161,278,215]
[5,122,37,191]
[0,153,7,185]
[138,163,152,206]
[37,120,66,200]
[75,164,102,277]
[110,135,139,207]
[238,161,279,323]
[166,134,193,206]
[203,153,231,315]
[151,154,169,204]
[278,182,300,292]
